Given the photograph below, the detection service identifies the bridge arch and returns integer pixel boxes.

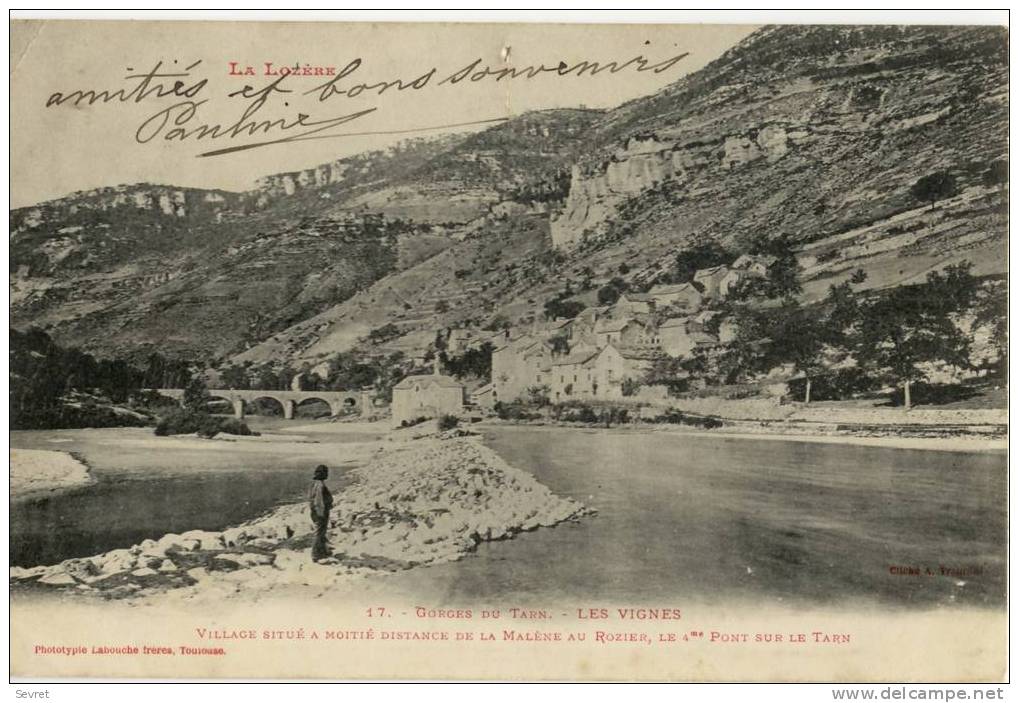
[204,393,236,416]
[246,395,290,419]
[293,395,335,419]
[149,388,368,420]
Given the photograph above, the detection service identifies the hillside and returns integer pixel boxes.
[233,24,1008,368]
[10,25,1008,369]
[9,109,603,360]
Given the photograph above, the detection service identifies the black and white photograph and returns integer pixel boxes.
[7,12,1010,682]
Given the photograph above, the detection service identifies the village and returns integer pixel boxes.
[389,254,778,427]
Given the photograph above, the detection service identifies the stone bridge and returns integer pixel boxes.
[153,388,370,419]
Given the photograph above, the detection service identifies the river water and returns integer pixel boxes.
[9,423,1006,610]
[9,419,374,567]
[351,426,1007,609]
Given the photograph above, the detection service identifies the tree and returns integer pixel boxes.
[660,241,730,284]
[444,342,494,381]
[597,278,628,306]
[182,375,211,414]
[910,170,958,210]
[549,334,570,356]
[713,305,773,384]
[767,301,826,403]
[855,262,977,408]
[973,286,1008,378]
[734,233,802,300]
[621,377,641,397]
[544,297,585,321]
[525,384,551,407]
[644,355,689,395]
[219,364,250,390]
[326,352,381,391]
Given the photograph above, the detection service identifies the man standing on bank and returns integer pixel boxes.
[309,464,334,562]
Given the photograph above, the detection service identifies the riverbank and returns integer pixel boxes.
[10,449,94,500]
[10,434,589,601]
[651,424,1007,453]
[483,397,1007,452]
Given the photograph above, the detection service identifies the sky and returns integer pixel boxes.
[10,20,756,208]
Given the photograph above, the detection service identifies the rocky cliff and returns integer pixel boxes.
[234,24,1007,367]
[551,25,1007,255]
[9,26,1009,367]
[10,110,602,360]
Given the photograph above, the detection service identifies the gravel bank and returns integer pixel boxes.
[10,436,589,600]
[10,449,93,501]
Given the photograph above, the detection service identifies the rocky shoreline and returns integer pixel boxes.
[10,435,589,601]
[10,449,94,501]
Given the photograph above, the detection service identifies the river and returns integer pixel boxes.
[9,423,1006,610]
[348,426,1007,610]
[9,418,380,567]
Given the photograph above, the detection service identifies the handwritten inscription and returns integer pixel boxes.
[42,50,690,156]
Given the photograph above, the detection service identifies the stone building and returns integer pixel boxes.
[659,317,719,358]
[647,282,704,311]
[597,345,658,398]
[692,265,733,299]
[471,383,496,410]
[613,292,655,317]
[550,349,599,402]
[593,317,646,347]
[391,368,465,428]
[491,336,554,403]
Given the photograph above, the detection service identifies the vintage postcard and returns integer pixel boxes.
[8,16,1008,681]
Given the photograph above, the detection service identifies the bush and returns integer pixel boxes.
[438,414,460,431]
[196,415,225,439]
[494,401,541,421]
[154,408,204,436]
[155,408,255,437]
[651,408,723,429]
[556,404,599,423]
[13,403,152,431]
[217,418,256,436]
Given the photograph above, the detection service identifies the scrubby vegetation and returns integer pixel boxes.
[10,327,188,430]
[438,414,461,431]
[153,408,256,438]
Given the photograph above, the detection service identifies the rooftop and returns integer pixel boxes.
[393,374,464,390]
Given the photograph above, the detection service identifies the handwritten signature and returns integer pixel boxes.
[43,50,689,156]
